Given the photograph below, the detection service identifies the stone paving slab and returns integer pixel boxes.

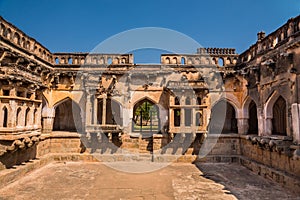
[0,162,298,200]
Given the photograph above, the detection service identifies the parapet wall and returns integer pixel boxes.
[239,15,300,63]
[0,16,53,64]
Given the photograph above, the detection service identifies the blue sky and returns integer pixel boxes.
[0,0,299,63]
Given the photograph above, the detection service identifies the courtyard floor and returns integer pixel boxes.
[0,162,298,200]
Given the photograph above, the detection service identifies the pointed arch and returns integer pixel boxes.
[25,107,30,126]
[174,96,180,105]
[211,96,240,118]
[53,98,82,132]
[248,100,258,134]
[264,90,285,118]
[185,97,191,105]
[133,98,160,133]
[210,100,238,134]
[33,108,38,125]
[2,106,8,127]
[16,107,22,126]
[272,96,287,135]
[242,96,258,119]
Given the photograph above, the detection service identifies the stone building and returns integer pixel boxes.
[0,15,300,192]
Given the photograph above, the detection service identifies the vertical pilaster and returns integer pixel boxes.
[41,107,55,133]
[93,95,98,124]
[192,108,196,130]
[169,109,174,128]
[237,118,248,135]
[85,94,92,126]
[102,96,107,125]
[180,108,185,130]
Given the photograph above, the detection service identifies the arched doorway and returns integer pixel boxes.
[133,99,160,133]
[272,96,286,135]
[53,98,82,132]
[248,101,258,134]
[210,100,237,134]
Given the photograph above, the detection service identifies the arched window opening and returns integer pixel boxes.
[197,97,201,105]
[113,58,119,64]
[33,108,38,125]
[248,101,258,134]
[25,108,30,126]
[3,107,8,127]
[181,57,185,64]
[165,57,170,64]
[196,112,203,126]
[13,33,21,45]
[174,109,180,127]
[175,96,180,105]
[218,58,224,66]
[68,57,73,64]
[272,96,287,135]
[133,99,160,133]
[172,57,177,64]
[55,58,59,64]
[16,107,21,126]
[209,101,237,134]
[185,97,191,105]
[107,58,112,65]
[53,99,82,132]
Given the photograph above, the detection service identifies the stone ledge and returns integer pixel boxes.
[1,152,299,194]
[206,134,240,138]
[50,131,81,138]
[239,156,300,194]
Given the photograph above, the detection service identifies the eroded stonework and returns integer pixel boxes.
[0,15,300,193]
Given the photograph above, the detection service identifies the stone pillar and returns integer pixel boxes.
[102,96,107,125]
[169,109,174,128]
[292,103,300,144]
[180,108,185,131]
[85,94,92,126]
[9,100,17,127]
[264,117,273,136]
[93,96,98,124]
[41,107,55,133]
[257,107,264,136]
[192,108,196,130]
[237,118,248,135]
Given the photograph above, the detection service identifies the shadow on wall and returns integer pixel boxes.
[0,144,37,169]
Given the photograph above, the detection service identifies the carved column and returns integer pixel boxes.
[93,95,98,124]
[41,107,55,133]
[292,103,300,144]
[257,107,264,136]
[169,109,174,128]
[264,117,273,136]
[9,100,17,127]
[180,108,185,131]
[237,118,248,135]
[85,93,92,126]
[192,108,196,131]
[102,95,107,125]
